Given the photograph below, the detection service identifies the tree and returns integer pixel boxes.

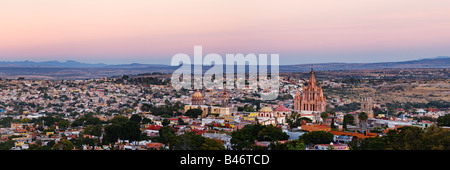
[158,126,176,145]
[230,124,263,150]
[437,114,450,126]
[27,143,51,150]
[178,118,187,125]
[84,124,103,136]
[185,109,203,118]
[230,124,288,150]
[398,126,423,150]
[358,112,369,132]
[71,116,102,127]
[0,140,14,150]
[120,121,141,142]
[86,117,102,125]
[243,105,255,112]
[31,116,62,127]
[140,103,152,112]
[299,131,334,146]
[257,125,289,141]
[327,145,335,150]
[162,119,171,127]
[320,112,329,124]
[53,139,74,150]
[200,138,226,150]
[329,111,336,129]
[352,136,387,150]
[299,117,313,123]
[343,114,355,130]
[287,112,303,128]
[358,112,368,121]
[270,140,306,150]
[142,117,153,124]
[170,132,205,150]
[110,115,129,124]
[231,128,255,150]
[129,114,142,124]
[421,124,450,150]
[351,125,450,150]
[104,124,121,144]
[104,115,141,143]
[287,142,306,150]
[57,120,70,130]
[96,106,103,113]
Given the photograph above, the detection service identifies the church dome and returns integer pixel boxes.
[274,105,290,112]
[260,106,273,112]
[192,90,203,98]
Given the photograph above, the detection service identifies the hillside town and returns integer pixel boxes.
[0,69,449,150]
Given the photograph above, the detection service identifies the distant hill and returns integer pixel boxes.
[0,60,168,68]
[0,57,448,79]
[280,56,450,72]
[0,60,106,68]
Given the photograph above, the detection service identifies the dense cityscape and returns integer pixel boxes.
[1,68,448,150]
[2,1,450,169]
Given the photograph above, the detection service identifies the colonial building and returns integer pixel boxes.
[257,106,277,126]
[273,105,291,124]
[220,89,229,107]
[191,89,204,105]
[360,97,374,118]
[185,89,237,118]
[257,105,289,125]
[293,68,326,113]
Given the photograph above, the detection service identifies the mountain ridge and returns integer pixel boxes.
[0,56,448,69]
[0,57,447,79]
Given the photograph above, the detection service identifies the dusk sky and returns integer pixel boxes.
[1,0,450,65]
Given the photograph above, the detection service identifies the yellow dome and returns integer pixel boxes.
[192,90,203,98]
[260,106,273,112]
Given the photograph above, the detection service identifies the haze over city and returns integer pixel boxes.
[1,0,450,65]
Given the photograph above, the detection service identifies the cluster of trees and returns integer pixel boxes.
[238,105,256,112]
[127,76,169,86]
[299,131,334,146]
[270,131,335,150]
[184,109,203,118]
[235,99,262,111]
[334,102,360,112]
[0,140,15,150]
[286,112,312,128]
[20,114,148,150]
[170,132,225,150]
[277,94,293,100]
[351,125,450,150]
[342,114,355,130]
[270,140,306,150]
[52,139,75,150]
[437,114,450,126]
[29,116,64,127]
[156,126,225,150]
[386,100,450,110]
[230,124,288,150]
[103,115,143,144]
[71,114,103,127]
[140,102,184,117]
[0,117,13,128]
[341,78,362,85]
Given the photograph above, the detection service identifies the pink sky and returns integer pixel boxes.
[1,0,450,64]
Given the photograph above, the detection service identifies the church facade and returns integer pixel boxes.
[184,89,237,118]
[293,68,326,113]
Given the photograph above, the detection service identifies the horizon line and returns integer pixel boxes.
[0,56,448,66]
